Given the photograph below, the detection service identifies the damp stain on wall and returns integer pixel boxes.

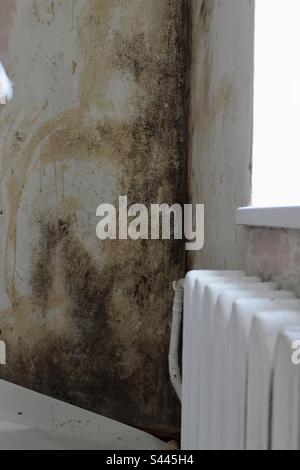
[0,0,188,437]
[188,0,254,271]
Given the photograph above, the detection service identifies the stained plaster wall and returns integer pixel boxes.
[0,0,188,437]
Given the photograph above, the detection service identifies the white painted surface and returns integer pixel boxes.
[181,270,300,450]
[225,297,299,450]
[0,379,164,450]
[209,285,277,450]
[272,327,300,450]
[181,270,245,450]
[182,271,245,449]
[236,206,300,229]
[197,278,263,449]
[247,311,300,450]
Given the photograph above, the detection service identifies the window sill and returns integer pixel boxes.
[236,206,300,230]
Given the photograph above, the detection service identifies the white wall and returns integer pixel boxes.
[189,0,255,270]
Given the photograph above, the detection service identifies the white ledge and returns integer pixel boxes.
[236,206,300,230]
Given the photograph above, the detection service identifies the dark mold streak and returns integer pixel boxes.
[0,0,189,438]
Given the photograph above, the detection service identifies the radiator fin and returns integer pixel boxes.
[182,271,300,450]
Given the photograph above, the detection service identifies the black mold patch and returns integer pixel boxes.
[1,0,189,438]
[32,217,73,309]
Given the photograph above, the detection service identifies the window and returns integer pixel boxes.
[236,0,300,228]
[252,0,300,207]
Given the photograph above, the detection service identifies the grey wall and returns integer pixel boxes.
[0,0,188,437]
[188,0,254,271]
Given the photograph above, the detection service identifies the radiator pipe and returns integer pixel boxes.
[169,279,184,402]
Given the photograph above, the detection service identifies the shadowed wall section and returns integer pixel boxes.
[0,0,188,437]
[188,0,254,270]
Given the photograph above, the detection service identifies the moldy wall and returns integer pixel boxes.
[188,0,254,271]
[0,0,188,437]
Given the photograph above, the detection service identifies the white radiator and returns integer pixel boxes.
[181,270,300,450]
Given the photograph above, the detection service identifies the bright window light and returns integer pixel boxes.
[252,0,300,207]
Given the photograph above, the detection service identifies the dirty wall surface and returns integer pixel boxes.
[188,0,254,270]
[0,0,187,436]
